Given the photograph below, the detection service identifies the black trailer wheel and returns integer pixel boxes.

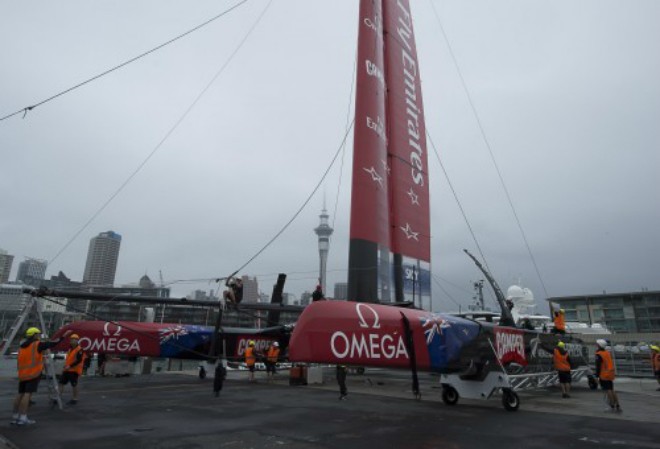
[356,367,365,375]
[441,386,459,405]
[502,389,519,411]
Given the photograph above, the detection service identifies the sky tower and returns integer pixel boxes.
[314,202,333,294]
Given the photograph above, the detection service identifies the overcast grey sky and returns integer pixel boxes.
[1,0,659,312]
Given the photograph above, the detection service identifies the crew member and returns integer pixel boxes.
[553,341,572,398]
[213,361,227,397]
[651,345,660,391]
[245,340,257,382]
[12,327,70,426]
[224,277,243,306]
[553,308,566,334]
[58,334,85,405]
[337,365,348,400]
[595,339,621,412]
[312,285,325,302]
[265,341,280,382]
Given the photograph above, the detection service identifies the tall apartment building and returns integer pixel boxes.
[16,257,48,285]
[83,231,122,286]
[334,282,348,300]
[241,276,259,304]
[0,249,14,284]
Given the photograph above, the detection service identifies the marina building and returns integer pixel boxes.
[548,290,660,333]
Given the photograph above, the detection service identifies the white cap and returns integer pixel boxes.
[273,342,279,347]
[596,339,608,348]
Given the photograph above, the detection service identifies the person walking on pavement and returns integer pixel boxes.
[265,341,280,382]
[213,361,227,397]
[650,345,660,391]
[336,365,348,400]
[245,340,257,382]
[12,327,71,426]
[595,339,621,412]
[553,341,572,398]
[58,333,85,405]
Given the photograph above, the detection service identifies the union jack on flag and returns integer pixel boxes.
[421,314,452,344]
[159,325,189,344]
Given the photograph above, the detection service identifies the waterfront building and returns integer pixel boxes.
[16,257,48,285]
[0,249,14,284]
[334,282,348,300]
[548,290,660,333]
[83,231,121,286]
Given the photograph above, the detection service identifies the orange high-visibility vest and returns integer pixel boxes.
[652,352,660,372]
[553,348,570,372]
[245,347,256,367]
[596,349,615,381]
[17,340,43,381]
[267,347,280,363]
[554,313,565,332]
[64,345,84,375]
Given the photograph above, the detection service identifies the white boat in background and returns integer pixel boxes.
[454,284,611,335]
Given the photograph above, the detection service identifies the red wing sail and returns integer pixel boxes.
[348,0,431,303]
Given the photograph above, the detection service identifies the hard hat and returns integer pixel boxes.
[596,339,608,349]
[70,334,80,340]
[248,340,255,346]
[559,309,565,313]
[273,342,279,347]
[25,327,41,337]
[651,345,660,352]
[557,341,565,348]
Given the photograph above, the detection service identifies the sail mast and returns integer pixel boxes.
[348,0,431,305]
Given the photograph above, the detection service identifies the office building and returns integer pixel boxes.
[83,231,122,286]
[0,249,13,284]
[334,282,348,300]
[16,257,48,285]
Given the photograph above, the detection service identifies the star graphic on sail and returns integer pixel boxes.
[381,159,391,175]
[400,223,419,241]
[363,166,384,188]
[407,187,419,205]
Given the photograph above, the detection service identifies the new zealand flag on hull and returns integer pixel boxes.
[419,314,480,372]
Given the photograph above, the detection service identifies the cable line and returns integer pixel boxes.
[0,0,249,122]
[229,119,355,277]
[48,0,274,265]
[428,0,550,299]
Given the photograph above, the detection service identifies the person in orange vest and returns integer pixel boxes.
[552,308,566,335]
[553,341,572,398]
[12,327,71,426]
[265,341,280,382]
[58,333,85,405]
[595,339,621,412]
[651,345,660,391]
[245,340,257,382]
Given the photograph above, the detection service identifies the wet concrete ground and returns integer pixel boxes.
[0,368,658,449]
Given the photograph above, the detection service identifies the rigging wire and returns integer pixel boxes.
[331,48,357,231]
[428,0,550,299]
[0,0,250,122]
[47,0,274,266]
[228,119,355,277]
[430,273,462,310]
[427,130,498,310]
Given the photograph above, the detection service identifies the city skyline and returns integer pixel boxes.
[1,2,659,311]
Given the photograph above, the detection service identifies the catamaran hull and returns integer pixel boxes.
[289,301,588,377]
